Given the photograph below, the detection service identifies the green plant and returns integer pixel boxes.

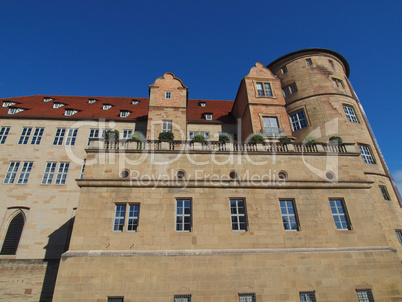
[131,131,145,141]
[303,135,317,144]
[158,131,174,141]
[279,136,292,143]
[219,133,233,142]
[192,132,206,142]
[249,133,265,143]
[104,130,119,141]
[329,136,343,144]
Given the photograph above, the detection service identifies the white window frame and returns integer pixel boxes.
[189,132,209,140]
[43,97,53,102]
[199,102,206,107]
[0,126,10,144]
[230,199,247,232]
[31,127,44,145]
[122,130,133,139]
[7,107,24,115]
[356,289,375,302]
[53,128,66,145]
[239,293,256,302]
[120,111,130,118]
[162,121,172,133]
[205,113,213,120]
[18,127,32,145]
[165,91,172,99]
[41,162,57,185]
[53,103,65,109]
[103,104,112,110]
[2,101,16,107]
[280,200,299,231]
[256,82,273,97]
[113,204,126,232]
[263,116,280,137]
[4,161,20,184]
[127,204,140,232]
[358,144,375,164]
[88,128,100,145]
[64,109,78,116]
[65,129,78,146]
[88,99,97,104]
[176,199,191,232]
[131,99,139,105]
[55,162,69,185]
[343,105,359,123]
[289,110,308,131]
[17,162,33,184]
[329,199,351,230]
[300,291,316,302]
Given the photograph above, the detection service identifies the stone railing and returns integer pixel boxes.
[88,139,357,154]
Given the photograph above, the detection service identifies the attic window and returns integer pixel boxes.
[88,99,97,104]
[53,103,65,109]
[165,91,172,99]
[64,109,78,116]
[103,104,112,110]
[205,113,213,120]
[2,101,16,107]
[120,111,130,118]
[199,102,206,107]
[7,108,25,115]
[131,100,139,105]
[43,97,53,102]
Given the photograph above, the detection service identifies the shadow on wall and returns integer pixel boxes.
[40,217,75,302]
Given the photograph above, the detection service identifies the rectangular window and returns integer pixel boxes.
[88,129,100,145]
[18,127,32,145]
[103,104,112,110]
[55,162,69,185]
[162,121,172,133]
[396,230,402,245]
[4,161,20,184]
[0,126,10,144]
[53,128,66,145]
[127,204,140,232]
[343,105,359,123]
[165,91,172,99]
[330,199,351,230]
[120,111,130,118]
[290,110,308,131]
[176,199,191,232]
[189,132,209,140]
[280,200,299,231]
[282,66,288,74]
[108,298,124,302]
[230,199,247,231]
[333,78,345,88]
[256,82,273,96]
[356,289,375,302]
[123,130,133,139]
[64,109,77,116]
[65,129,78,146]
[205,113,213,120]
[31,127,44,145]
[239,293,256,302]
[53,103,65,109]
[174,295,191,302]
[300,291,316,302]
[80,159,86,179]
[379,185,390,200]
[306,58,312,66]
[263,117,280,137]
[17,162,33,184]
[359,145,375,164]
[283,83,298,97]
[41,162,57,184]
[113,204,126,232]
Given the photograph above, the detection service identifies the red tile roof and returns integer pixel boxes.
[0,95,235,124]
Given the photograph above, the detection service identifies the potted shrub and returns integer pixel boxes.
[279,136,292,143]
[104,130,119,141]
[158,131,174,141]
[329,136,343,145]
[131,131,145,142]
[249,133,265,143]
[218,133,233,143]
[303,135,317,144]
[192,133,206,142]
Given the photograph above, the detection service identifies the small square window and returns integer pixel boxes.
[165,91,172,99]
[256,82,273,97]
[199,102,206,107]
[290,110,308,131]
[239,293,256,302]
[356,289,375,302]
[306,58,312,66]
[162,121,172,133]
[300,291,316,302]
[379,186,390,200]
[205,113,213,120]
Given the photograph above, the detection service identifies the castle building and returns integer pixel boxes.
[0,48,401,301]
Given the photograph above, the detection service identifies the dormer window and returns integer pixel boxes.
[199,102,206,107]
[120,111,130,118]
[131,99,139,105]
[43,97,53,102]
[53,103,65,109]
[88,99,97,104]
[165,91,172,99]
[2,101,16,107]
[7,107,25,115]
[103,104,112,110]
[205,113,213,120]
[64,109,78,116]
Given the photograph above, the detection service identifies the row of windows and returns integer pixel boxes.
[0,127,78,146]
[113,198,374,233]
[107,289,375,302]
[3,161,70,185]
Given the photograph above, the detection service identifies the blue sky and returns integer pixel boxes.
[1,0,401,191]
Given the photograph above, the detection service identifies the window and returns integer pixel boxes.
[43,97,53,102]
[88,99,97,104]
[0,126,10,144]
[18,127,32,144]
[64,109,78,116]
[189,132,209,140]
[17,162,33,184]
[205,113,213,120]
[332,78,345,88]
[330,199,351,230]
[263,117,280,137]
[343,105,359,123]
[65,129,78,146]
[107,298,123,302]
[41,162,57,184]
[395,230,402,245]
[2,101,16,107]
[53,103,65,109]
[280,200,299,231]
[356,289,375,302]
[113,204,140,232]
[379,185,390,200]
[162,121,172,133]
[290,110,308,131]
[88,128,100,145]
[120,111,130,118]
[329,59,335,69]
[230,199,247,231]
[31,128,44,145]
[123,130,133,139]
[281,66,288,74]
[239,293,256,302]
[113,204,126,231]
[0,212,25,255]
[4,162,20,184]
[174,295,191,302]
[256,82,273,96]
[306,58,312,66]
[7,107,25,114]
[127,205,140,232]
[53,128,66,145]
[176,199,191,232]
[165,91,172,99]
[80,159,86,179]
[283,83,298,97]
[300,291,316,302]
[103,104,112,110]
[359,145,375,164]
[55,162,69,185]
[131,99,139,105]
[199,102,206,107]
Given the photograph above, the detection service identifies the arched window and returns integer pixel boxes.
[1,212,25,255]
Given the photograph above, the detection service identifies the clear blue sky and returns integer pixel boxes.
[1,0,401,190]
